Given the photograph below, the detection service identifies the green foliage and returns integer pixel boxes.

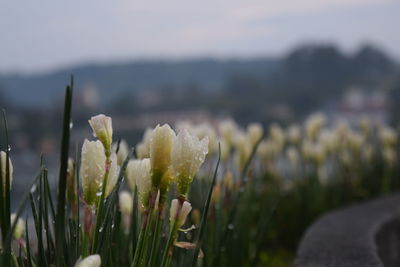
[1,78,400,267]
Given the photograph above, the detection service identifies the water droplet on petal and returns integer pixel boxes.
[30,185,37,193]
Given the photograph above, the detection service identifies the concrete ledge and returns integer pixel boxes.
[294,194,400,267]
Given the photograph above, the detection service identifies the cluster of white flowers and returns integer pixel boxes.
[80,114,120,206]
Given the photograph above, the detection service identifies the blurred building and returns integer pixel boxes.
[332,86,390,126]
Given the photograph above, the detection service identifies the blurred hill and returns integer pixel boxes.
[0,43,399,124]
[0,59,278,107]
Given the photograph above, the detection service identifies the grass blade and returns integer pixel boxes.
[191,143,221,266]
[55,77,73,267]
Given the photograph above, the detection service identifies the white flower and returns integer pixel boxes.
[105,152,120,196]
[113,139,129,166]
[10,213,24,239]
[0,151,13,192]
[172,129,208,195]
[347,131,364,152]
[379,126,397,147]
[219,138,231,162]
[89,114,113,153]
[218,119,238,146]
[246,123,263,146]
[149,124,176,185]
[287,125,301,144]
[319,130,339,154]
[169,199,192,228]
[80,140,106,205]
[234,132,252,170]
[136,128,152,159]
[131,159,152,210]
[191,123,217,155]
[119,191,133,216]
[66,158,77,205]
[305,113,326,140]
[269,123,285,151]
[302,140,325,164]
[74,254,101,267]
[125,159,136,191]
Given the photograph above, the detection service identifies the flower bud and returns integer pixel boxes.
[379,126,397,147]
[269,124,285,152]
[194,123,217,155]
[149,124,176,187]
[347,131,364,153]
[169,199,192,228]
[247,123,263,147]
[305,113,326,140]
[66,158,78,211]
[125,160,136,191]
[319,130,339,154]
[219,138,231,162]
[10,213,24,239]
[119,191,133,216]
[257,139,279,161]
[218,119,237,146]
[89,114,113,155]
[75,254,101,267]
[113,139,129,166]
[80,140,106,206]
[105,152,120,196]
[131,159,152,210]
[234,132,252,170]
[287,125,301,145]
[172,129,208,196]
[136,128,153,159]
[0,151,13,193]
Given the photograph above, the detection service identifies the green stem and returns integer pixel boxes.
[132,211,150,267]
[92,157,111,252]
[160,220,178,267]
[138,209,155,266]
[148,212,163,267]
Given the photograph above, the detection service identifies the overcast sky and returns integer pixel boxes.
[1,0,399,73]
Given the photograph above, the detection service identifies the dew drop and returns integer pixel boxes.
[69,122,74,129]
[30,185,37,194]
[227,224,234,230]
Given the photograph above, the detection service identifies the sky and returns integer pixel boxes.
[0,0,399,73]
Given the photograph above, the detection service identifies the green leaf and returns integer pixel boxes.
[191,143,221,266]
[55,76,74,267]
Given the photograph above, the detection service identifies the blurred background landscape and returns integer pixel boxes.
[1,0,400,204]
